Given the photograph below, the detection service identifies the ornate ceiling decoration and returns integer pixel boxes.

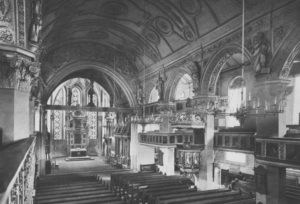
[41,0,246,74]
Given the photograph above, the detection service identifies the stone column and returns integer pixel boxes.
[256,165,286,204]
[0,88,30,143]
[198,114,215,190]
[0,54,37,144]
[137,144,155,170]
[266,166,286,204]
[130,122,139,171]
[157,146,175,175]
[38,106,47,175]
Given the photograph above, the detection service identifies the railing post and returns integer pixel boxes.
[21,168,25,204]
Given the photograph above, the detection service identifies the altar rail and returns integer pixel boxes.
[139,132,198,146]
[214,132,255,152]
[0,136,36,204]
[255,137,300,167]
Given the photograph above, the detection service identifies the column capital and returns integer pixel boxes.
[0,52,43,96]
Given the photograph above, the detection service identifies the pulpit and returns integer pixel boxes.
[66,110,89,159]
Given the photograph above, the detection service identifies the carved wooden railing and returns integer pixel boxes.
[214,132,255,152]
[0,136,36,204]
[255,137,300,166]
[139,132,196,146]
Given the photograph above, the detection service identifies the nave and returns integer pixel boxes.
[34,165,256,204]
[1,0,300,204]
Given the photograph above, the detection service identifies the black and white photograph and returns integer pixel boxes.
[0,0,300,203]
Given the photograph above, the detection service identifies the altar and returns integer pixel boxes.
[66,110,91,160]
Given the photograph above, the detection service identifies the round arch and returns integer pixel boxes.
[269,24,300,79]
[200,44,252,95]
[42,61,137,107]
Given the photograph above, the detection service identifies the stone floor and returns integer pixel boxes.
[50,156,114,175]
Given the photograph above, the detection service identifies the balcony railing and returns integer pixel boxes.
[255,137,300,166]
[0,136,36,204]
[214,132,255,152]
[139,132,195,146]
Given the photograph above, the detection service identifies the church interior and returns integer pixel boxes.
[1,0,300,204]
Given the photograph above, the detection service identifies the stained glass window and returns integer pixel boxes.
[53,89,65,140]
[71,87,81,106]
[87,112,97,139]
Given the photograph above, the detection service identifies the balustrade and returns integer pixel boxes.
[139,132,195,146]
[214,132,255,152]
[255,137,300,166]
[0,136,36,204]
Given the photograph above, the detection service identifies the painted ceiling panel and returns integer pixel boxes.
[41,0,281,76]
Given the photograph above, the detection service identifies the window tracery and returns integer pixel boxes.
[174,74,194,100]
[71,87,81,106]
[53,88,65,140]
[149,87,159,103]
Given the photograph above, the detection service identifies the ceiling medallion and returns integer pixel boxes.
[100,1,128,17]
[143,28,160,45]
[183,27,195,42]
[155,16,173,36]
[180,0,201,15]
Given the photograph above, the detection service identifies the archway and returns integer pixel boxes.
[201,44,252,95]
[42,61,137,108]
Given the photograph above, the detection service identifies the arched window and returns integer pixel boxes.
[71,87,81,106]
[174,74,194,100]
[227,77,246,127]
[149,87,159,103]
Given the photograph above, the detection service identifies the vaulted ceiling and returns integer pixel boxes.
[41,0,248,74]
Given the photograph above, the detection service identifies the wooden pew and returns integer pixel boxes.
[124,176,193,202]
[174,194,253,204]
[159,190,240,204]
[140,164,157,172]
[145,188,197,204]
[154,188,230,204]
[110,172,195,203]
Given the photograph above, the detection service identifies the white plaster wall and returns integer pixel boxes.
[0,88,15,144]
[137,144,155,170]
[157,146,175,175]
[14,90,30,141]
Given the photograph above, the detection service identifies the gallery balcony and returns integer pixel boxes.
[0,136,36,204]
[214,131,255,152]
[139,131,204,147]
[255,137,300,168]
